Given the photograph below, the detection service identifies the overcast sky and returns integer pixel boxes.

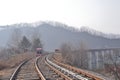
[0,0,120,34]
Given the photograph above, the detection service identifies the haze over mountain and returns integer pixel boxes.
[0,21,120,51]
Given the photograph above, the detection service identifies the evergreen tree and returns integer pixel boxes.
[19,36,31,52]
[32,38,42,51]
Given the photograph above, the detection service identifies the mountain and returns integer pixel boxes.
[0,21,120,51]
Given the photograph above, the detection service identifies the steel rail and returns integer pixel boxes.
[9,60,28,80]
[35,56,46,80]
[53,55,103,80]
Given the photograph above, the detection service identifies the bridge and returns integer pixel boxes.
[87,48,120,70]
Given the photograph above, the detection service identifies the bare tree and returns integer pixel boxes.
[71,41,88,69]
[60,43,74,65]
[8,28,22,48]
[60,42,88,68]
[7,28,22,54]
[78,41,88,68]
[104,49,120,80]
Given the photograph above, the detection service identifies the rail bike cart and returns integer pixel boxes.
[36,48,42,56]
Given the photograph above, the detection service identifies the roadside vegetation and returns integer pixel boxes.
[104,49,120,80]
[0,28,43,70]
[60,42,88,69]
[59,42,120,80]
[0,52,33,70]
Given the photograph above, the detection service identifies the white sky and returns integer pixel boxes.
[0,0,120,34]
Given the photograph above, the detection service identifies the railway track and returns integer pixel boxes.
[10,55,72,80]
[10,58,40,80]
[46,55,95,80]
[37,54,98,80]
[10,53,105,80]
[51,53,107,80]
[37,55,72,80]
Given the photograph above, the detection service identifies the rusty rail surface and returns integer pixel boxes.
[9,60,28,80]
[53,54,103,80]
[46,55,94,80]
[10,53,102,80]
[35,55,73,80]
[35,56,46,80]
[45,56,73,80]
[10,57,42,80]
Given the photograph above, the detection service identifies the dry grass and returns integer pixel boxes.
[0,52,36,79]
[53,53,64,63]
[0,68,15,79]
[0,52,35,70]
